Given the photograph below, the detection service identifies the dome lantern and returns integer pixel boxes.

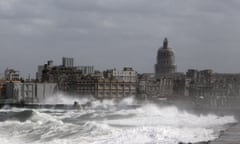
[163,38,168,49]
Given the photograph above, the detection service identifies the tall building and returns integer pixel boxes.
[36,60,54,81]
[155,38,176,78]
[62,57,74,67]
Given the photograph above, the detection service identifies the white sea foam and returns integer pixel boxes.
[0,97,237,144]
[43,93,94,105]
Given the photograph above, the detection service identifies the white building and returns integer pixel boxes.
[6,82,57,104]
[77,66,94,75]
[4,68,20,81]
[104,67,137,82]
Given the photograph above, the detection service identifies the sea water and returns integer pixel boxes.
[0,95,237,144]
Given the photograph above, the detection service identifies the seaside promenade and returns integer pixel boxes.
[210,123,240,144]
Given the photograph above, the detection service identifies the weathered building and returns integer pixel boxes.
[137,73,188,100]
[42,65,83,87]
[187,69,240,108]
[41,60,137,98]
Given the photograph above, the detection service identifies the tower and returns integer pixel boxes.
[155,38,177,78]
[62,57,74,68]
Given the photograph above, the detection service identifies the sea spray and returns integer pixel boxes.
[0,96,237,144]
[43,93,95,105]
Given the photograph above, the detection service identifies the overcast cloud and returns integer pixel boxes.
[1,0,240,78]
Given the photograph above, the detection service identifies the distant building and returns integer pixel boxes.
[186,69,240,108]
[65,76,136,98]
[77,66,94,75]
[103,67,137,82]
[138,76,174,98]
[36,60,54,81]
[137,73,187,99]
[41,63,137,98]
[5,82,57,104]
[4,68,20,81]
[0,80,6,99]
[62,57,74,67]
[42,66,82,83]
[96,79,136,98]
[36,65,44,81]
[155,38,177,78]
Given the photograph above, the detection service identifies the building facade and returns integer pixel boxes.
[41,63,137,98]
[5,82,57,104]
[95,79,136,98]
[103,67,137,82]
[186,69,240,108]
[137,73,187,100]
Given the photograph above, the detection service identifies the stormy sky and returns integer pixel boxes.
[0,0,240,78]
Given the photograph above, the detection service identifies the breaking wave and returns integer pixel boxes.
[0,95,237,144]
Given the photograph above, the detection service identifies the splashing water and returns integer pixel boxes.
[0,95,237,144]
[43,93,94,105]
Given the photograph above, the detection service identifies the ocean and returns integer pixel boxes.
[0,95,237,144]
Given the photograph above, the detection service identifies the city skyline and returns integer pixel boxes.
[1,0,240,78]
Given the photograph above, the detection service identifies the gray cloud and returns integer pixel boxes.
[1,0,240,78]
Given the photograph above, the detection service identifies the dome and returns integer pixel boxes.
[157,38,175,57]
[157,47,175,57]
[155,38,177,76]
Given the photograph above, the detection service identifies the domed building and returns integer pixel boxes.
[155,38,177,77]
